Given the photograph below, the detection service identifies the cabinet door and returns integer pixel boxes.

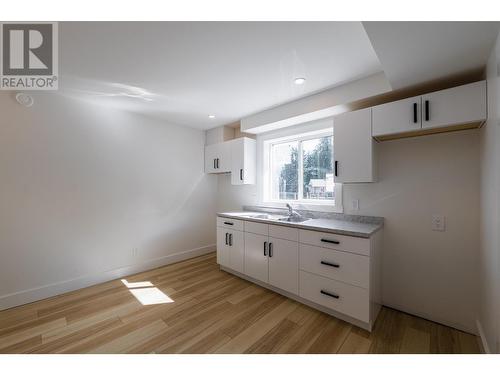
[205,144,218,173]
[244,232,269,283]
[216,227,230,267]
[217,142,232,173]
[228,230,244,273]
[372,96,422,136]
[231,138,256,185]
[421,81,487,130]
[268,237,298,294]
[333,108,375,183]
[205,142,231,173]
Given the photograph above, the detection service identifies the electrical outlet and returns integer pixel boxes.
[432,214,445,232]
[352,199,359,211]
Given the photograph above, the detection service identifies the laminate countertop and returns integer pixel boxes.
[217,211,383,238]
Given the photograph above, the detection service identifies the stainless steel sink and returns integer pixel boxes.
[240,213,286,220]
[277,216,310,223]
[239,212,309,223]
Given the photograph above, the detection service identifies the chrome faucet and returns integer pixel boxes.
[286,203,303,219]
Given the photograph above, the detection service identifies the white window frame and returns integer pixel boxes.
[256,119,343,213]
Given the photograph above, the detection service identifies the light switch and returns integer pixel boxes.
[432,214,445,232]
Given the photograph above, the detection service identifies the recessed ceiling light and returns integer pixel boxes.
[294,78,306,85]
[208,115,216,119]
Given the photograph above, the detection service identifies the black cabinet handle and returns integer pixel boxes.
[263,241,268,256]
[225,233,228,245]
[320,290,339,299]
[321,238,340,245]
[321,260,340,268]
[334,161,338,177]
[217,158,220,169]
[213,159,216,169]
[269,243,273,257]
[223,221,234,226]
[425,100,430,121]
[240,169,243,181]
[413,102,418,123]
[229,233,232,246]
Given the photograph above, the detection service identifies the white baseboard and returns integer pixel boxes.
[0,244,216,311]
[382,301,477,335]
[476,319,491,354]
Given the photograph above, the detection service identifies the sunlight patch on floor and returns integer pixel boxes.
[121,279,174,305]
[121,279,153,288]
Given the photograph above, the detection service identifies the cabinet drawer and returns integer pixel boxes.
[299,244,369,288]
[299,229,370,256]
[217,217,244,231]
[299,271,369,322]
[244,221,268,236]
[269,224,298,242]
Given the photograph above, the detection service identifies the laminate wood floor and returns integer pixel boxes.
[0,253,481,354]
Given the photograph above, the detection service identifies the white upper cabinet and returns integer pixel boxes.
[333,108,376,183]
[372,96,422,137]
[372,80,487,138]
[421,81,487,130]
[205,137,256,185]
[230,137,256,185]
[204,141,231,173]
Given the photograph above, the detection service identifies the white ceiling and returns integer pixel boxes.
[363,22,500,89]
[56,22,500,130]
[58,22,382,129]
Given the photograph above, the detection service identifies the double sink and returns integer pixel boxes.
[238,212,310,223]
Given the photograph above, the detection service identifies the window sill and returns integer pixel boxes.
[258,201,343,213]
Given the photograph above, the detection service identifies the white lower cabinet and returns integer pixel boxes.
[216,226,244,273]
[228,230,244,273]
[243,230,299,294]
[268,238,299,295]
[216,227,229,267]
[299,243,369,288]
[243,232,269,283]
[299,271,369,322]
[217,216,382,331]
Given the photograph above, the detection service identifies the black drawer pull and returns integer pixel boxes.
[223,222,234,226]
[320,290,339,299]
[321,239,340,245]
[225,233,228,245]
[425,100,430,121]
[268,242,273,257]
[229,233,233,246]
[321,260,339,268]
[263,241,268,256]
[413,102,418,123]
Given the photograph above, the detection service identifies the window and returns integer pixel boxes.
[261,125,342,212]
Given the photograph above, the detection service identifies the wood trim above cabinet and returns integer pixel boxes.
[373,121,482,142]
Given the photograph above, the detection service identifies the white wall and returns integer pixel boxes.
[0,92,217,309]
[478,33,500,353]
[217,129,480,333]
[344,131,480,333]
